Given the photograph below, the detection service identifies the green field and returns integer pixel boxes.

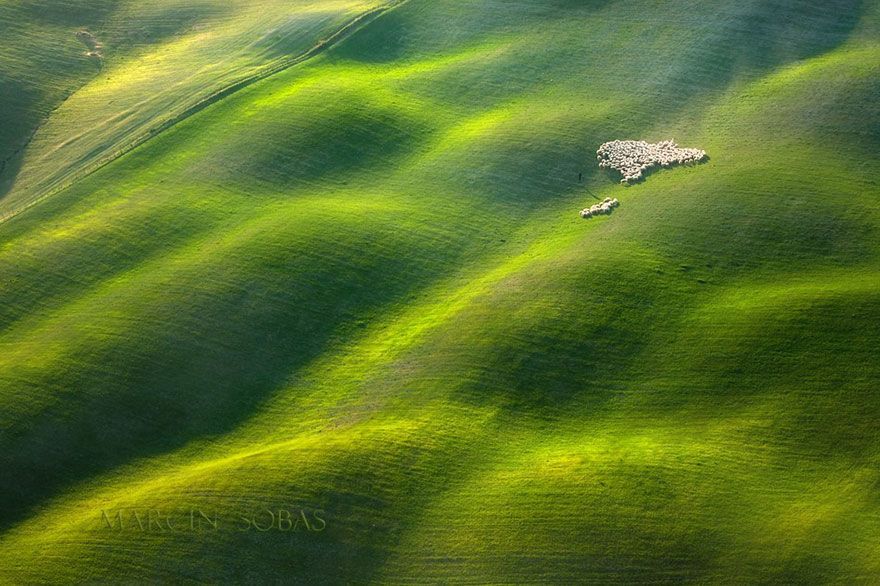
[1,0,879,583]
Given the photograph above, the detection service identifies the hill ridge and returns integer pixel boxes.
[0,0,409,226]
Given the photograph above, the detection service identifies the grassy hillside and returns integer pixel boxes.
[0,0,394,216]
[0,0,878,583]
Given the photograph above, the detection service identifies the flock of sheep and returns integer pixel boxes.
[579,139,708,219]
[596,139,707,184]
[580,197,619,218]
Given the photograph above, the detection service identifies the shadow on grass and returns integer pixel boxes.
[0,224,470,532]
[602,154,712,187]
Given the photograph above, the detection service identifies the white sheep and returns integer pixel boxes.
[596,139,707,183]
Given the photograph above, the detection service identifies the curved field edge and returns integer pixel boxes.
[0,0,406,222]
[0,0,878,583]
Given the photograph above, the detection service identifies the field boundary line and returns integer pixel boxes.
[0,0,409,226]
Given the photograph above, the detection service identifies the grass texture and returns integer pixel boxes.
[0,0,879,583]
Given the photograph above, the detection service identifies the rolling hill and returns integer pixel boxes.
[0,0,878,583]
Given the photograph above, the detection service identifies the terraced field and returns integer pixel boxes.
[1,0,878,583]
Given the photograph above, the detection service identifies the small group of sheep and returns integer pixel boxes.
[580,197,619,218]
[75,30,103,59]
[596,139,707,184]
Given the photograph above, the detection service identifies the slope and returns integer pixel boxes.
[0,0,878,583]
[0,0,398,217]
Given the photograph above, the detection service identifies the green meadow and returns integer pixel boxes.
[0,0,878,582]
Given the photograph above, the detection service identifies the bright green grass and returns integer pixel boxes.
[0,0,394,215]
[0,0,879,583]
